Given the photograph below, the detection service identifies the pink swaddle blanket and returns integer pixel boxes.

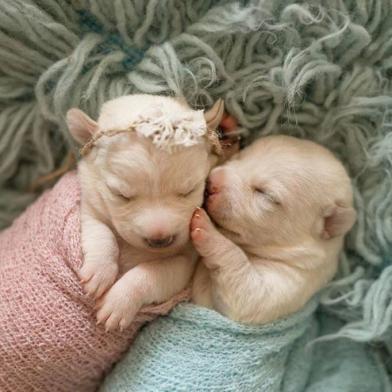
[0,171,188,392]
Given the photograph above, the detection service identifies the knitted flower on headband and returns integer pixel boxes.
[133,106,207,150]
[80,105,212,156]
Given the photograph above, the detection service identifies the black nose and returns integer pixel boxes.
[145,235,175,248]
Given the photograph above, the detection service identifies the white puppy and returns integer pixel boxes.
[66,94,224,331]
[191,135,356,324]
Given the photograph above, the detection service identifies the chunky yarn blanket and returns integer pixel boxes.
[0,171,188,392]
[1,0,392,390]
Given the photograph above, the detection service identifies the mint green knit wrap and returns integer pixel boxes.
[0,0,391,388]
[101,302,391,391]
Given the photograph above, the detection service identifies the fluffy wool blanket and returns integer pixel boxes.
[0,171,187,392]
[1,0,392,390]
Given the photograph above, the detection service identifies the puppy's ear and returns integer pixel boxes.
[66,108,98,144]
[204,99,225,131]
[321,204,356,240]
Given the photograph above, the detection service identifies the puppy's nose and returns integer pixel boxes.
[207,179,220,195]
[207,169,226,195]
[208,168,226,189]
[144,235,175,248]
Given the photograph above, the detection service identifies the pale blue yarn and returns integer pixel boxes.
[101,301,391,392]
[101,300,319,392]
[0,0,392,389]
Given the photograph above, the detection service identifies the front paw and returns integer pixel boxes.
[95,283,141,332]
[78,260,118,299]
[191,208,220,257]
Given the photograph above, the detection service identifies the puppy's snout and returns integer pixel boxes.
[207,180,220,195]
[144,235,175,248]
[207,168,226,195]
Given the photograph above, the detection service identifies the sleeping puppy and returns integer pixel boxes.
[191,135,356,324]
[66,94,224,331]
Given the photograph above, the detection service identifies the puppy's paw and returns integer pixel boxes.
[191,208,216,232]
[95,283,141,332]
[78,260,118,299]
[191,208,220,256]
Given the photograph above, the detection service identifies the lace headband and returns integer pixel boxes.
[80,106,222,156]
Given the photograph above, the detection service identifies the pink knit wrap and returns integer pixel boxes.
[0,171,189,392]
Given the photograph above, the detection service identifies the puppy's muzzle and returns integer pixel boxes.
[144,235,175,248]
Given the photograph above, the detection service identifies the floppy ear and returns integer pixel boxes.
[66,108,98,145]
[204,99,225,130]
[321,204,357,240]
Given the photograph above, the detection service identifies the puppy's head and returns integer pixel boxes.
[67,94,224,253]
[206,135,356,251]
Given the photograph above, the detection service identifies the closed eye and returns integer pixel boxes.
[253,187,280,205]
[116,193,136,202]
[177,187,197,198]
[107,185,136,202]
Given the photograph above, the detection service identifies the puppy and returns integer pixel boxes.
[66,94,224,331]
[191,135,356,324]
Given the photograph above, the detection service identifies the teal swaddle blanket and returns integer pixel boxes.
[101,300,391,392]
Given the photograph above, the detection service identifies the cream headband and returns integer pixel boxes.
[80,102,224,156]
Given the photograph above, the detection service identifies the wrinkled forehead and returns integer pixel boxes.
[229,139,349,205]
[100,134,210,186]
[234,137,334,174]
[230,144,305,176]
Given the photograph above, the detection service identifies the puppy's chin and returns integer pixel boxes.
[140,243,186,255]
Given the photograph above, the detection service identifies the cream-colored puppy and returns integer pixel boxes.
[191,136,356,324]
[66,94,224,331]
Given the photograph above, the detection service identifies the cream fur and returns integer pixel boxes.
[67,95,221,331]
[191,135,356,324]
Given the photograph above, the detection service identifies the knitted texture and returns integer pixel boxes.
[0,171,189,392]
[100,303,391,392]
[0,0,392,387]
